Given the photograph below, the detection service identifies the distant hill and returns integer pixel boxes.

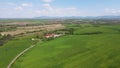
[85,16,120,20]
[1,16,120,20]
[34,16,120,20]
[34,16,84,19]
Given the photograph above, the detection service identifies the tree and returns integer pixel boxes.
[69,28,74,35]
[0,34,1,36]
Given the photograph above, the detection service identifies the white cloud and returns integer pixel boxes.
[105,8,120,14]
[35,10,41,14]
[0,2,15,5]
[42,0,54,3]
[42,4,53,11]
[35,3,84,16]
[21,3,32,7]
[0,2,84,18]
[14,6,23,11]
[35,6,82,16]
[13,3,32,11]
[6,2,15,5]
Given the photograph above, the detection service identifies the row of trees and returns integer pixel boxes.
[0,34,13,46]
[0,25,17,32]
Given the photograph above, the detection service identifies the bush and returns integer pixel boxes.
[0,34,13,46]
[79,32,103,35]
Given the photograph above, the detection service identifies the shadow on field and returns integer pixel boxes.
[74,32,103,35]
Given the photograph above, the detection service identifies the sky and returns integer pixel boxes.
[0,0,120,18]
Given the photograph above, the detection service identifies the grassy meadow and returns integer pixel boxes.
[0,34,38,68]
[11,24,120,68]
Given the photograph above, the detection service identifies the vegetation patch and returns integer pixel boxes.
[11,24,120,68]
[1,20,120,68]
[12,34,120,68]
[0,34,13,46]
[0,34,38,68]
[78,32,103,35]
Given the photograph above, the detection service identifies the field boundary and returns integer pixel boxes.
[7,45,36,68]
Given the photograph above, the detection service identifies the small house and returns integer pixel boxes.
[44,33,63,39]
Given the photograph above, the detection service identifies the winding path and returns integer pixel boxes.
[7,45,36,68]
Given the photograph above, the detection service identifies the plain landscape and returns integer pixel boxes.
[0,18,120,68]
[0,0,120,68]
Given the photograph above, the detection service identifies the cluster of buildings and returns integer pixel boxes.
[44,33,64,39]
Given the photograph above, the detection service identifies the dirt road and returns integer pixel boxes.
[7,45,36,68]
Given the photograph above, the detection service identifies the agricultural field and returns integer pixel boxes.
[1,0,120,68]
[0,34,39,68]
[0,24,65,36]
[11,24,120,68]
[0,22,65,68]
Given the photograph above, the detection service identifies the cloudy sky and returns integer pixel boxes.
[0,0,120,18]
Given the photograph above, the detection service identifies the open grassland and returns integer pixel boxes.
[74,27,119,34]
[0,34,38,68]
[77,24,120,34]
[12,24,120,68]
[0,19,49,24]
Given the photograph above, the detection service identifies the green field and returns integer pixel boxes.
[0,19,51,24]
[0,35,38,68]
[11,24,120,68]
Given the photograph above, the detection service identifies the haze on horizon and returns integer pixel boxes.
[0,0,120,18]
